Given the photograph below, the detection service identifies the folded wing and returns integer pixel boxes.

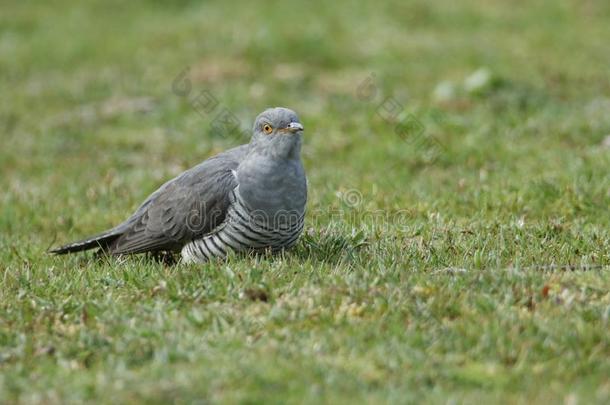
[50,145,248,255]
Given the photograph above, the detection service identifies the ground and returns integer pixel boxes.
[1,0,609,403]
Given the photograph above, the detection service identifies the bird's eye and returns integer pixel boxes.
[263,124,273,134]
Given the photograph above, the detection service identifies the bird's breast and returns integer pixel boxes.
[236,156,307,220]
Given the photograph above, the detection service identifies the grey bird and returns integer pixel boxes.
[50,107,307,263]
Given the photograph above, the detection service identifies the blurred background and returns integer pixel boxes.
[2,0,610,247]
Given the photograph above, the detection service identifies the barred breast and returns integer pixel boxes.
[181,188,305,263]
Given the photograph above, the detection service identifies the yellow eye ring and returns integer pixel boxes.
[263,124,273,134]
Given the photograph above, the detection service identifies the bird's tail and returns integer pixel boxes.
[49,230,122,255]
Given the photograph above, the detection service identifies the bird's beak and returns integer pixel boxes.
[285,122,304,133]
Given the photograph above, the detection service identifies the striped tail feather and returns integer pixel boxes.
[49,230,122,255]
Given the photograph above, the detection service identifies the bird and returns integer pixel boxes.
[50,107,307,263]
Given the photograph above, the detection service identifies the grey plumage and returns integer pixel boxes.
[51,107,307,263]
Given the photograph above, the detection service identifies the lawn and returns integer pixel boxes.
[1,0,610,403]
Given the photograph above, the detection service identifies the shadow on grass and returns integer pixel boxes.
[290,229,368,264]
[51,229,369,268]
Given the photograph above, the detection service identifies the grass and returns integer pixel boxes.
[1,0,610,403]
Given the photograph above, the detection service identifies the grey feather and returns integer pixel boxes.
[51,106,307,262]
[51,144,248,255]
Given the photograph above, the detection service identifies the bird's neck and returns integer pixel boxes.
[236,150,307,219]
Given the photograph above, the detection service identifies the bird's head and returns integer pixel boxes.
[250,107,303,159]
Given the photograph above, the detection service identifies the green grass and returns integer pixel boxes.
[1,0,610,403]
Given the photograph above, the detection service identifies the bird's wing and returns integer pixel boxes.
[107,145,248,255]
